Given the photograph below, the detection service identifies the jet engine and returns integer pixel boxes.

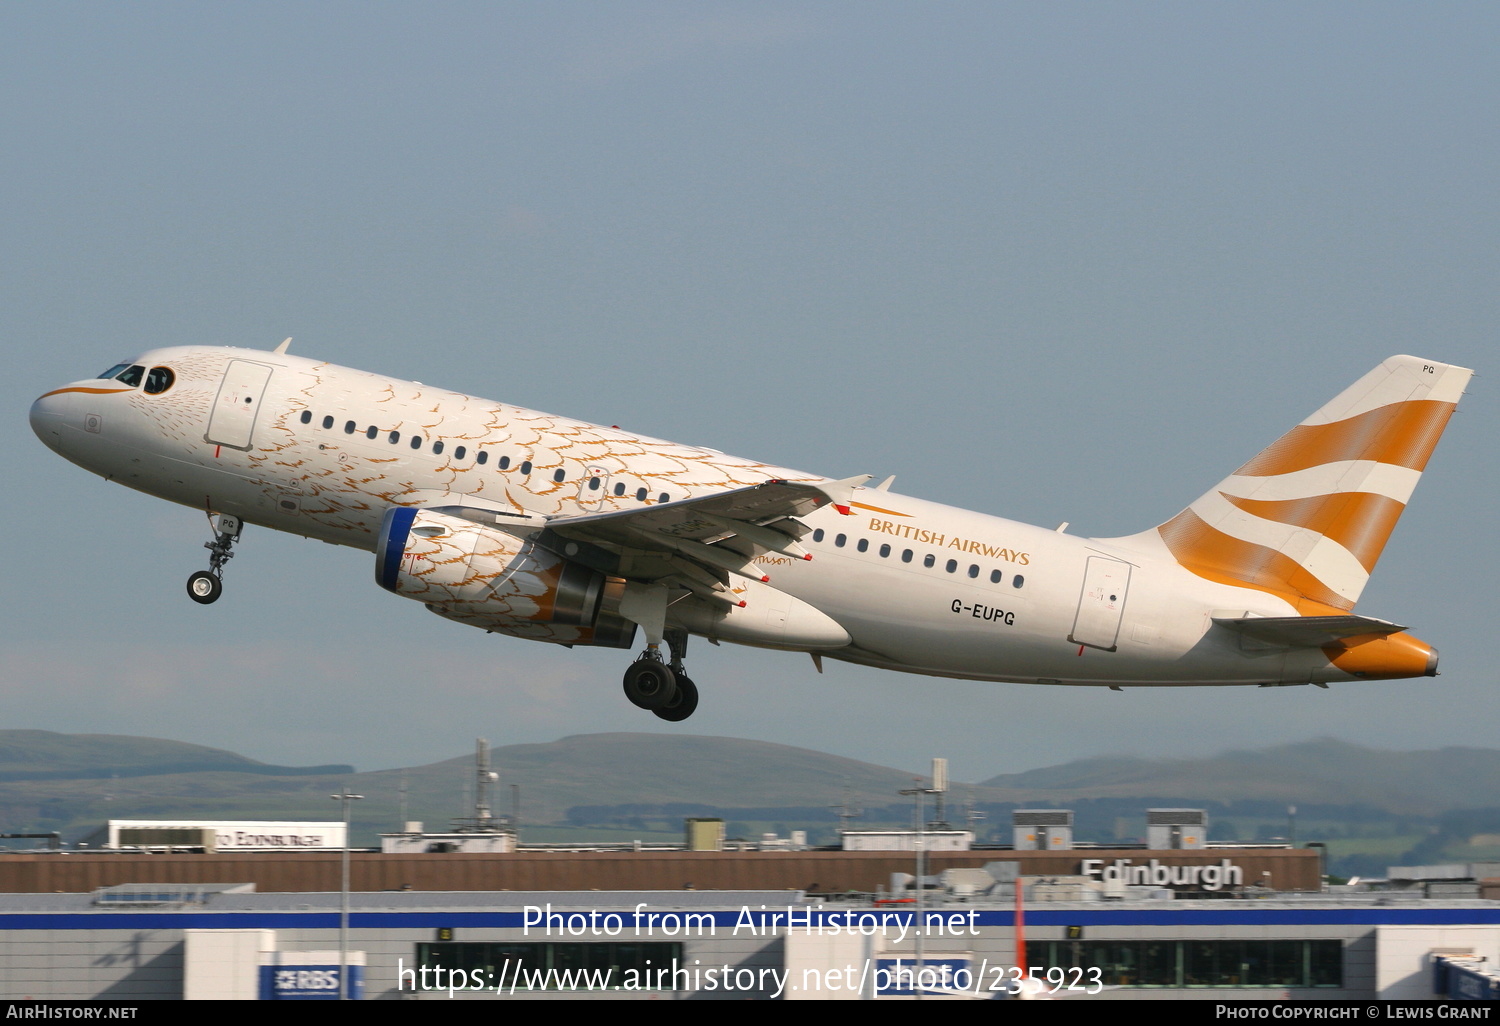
[374,506,637,648]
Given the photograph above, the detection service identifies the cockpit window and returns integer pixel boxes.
[143,367,174,394]
[98,363,131,380]
[114,365,145,387]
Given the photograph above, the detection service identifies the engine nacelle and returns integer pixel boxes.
[374,507,636,648]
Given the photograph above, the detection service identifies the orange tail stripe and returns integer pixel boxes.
[1158,509,1354,612]
[1235,400,1457,478]
[1219,491,1406,573]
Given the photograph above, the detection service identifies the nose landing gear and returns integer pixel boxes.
[187,513,242,605]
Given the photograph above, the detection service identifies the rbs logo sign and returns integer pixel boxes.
[259,964,362,1000]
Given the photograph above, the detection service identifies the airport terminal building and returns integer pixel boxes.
[0,848,1496,1000]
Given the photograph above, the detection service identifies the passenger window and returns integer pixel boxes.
[924,554,935,568]
[143,367,174,394]
[116,365,145,387]
[554,469,566,483]
[1013,575,1025,589]
[659,493,670,503]
[856,539,869,553]
[366,426,378,439]
[813,528,825,542]
[879,544,891,558]
[968,564,979,578]
[588,477,601,490]
[322,415,334,429]
[389,431,400,444]
[498,456,510,470]
[835,534,847,547]
[477,451,488,465]
[299,410,312,424]
[902,549,913,562]
[410,436,422,449]
[990,569,1002,584]
[345,421,356,434]
[946,559,957,573]
[635,487,647,501]
[454,445,466,459]
[520,461,532,475]
[432,440,444,455]
[613,482,625,496]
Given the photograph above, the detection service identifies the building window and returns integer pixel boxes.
[1037,939,1342,989]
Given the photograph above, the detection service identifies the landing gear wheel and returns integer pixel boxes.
[653,673,698,722]
[623,659,678,710]
[187,571,222,605]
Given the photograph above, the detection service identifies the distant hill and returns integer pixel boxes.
[0,730,350,781]
[358,733,926,822]
[0,730,1496,846]
[978,739,1500,815]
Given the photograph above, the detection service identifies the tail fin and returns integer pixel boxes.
[1147,356,1472,613]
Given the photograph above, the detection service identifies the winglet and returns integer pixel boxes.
[273,337,293,354]
[819,474,873,516]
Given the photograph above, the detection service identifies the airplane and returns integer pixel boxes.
[30,344,1472,721]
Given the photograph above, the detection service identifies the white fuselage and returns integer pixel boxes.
[30,345,1388,689]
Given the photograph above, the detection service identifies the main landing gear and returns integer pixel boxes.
[187,514,242,605]
[622,628,699,722]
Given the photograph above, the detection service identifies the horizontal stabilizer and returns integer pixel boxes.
[1212,613,1405,647]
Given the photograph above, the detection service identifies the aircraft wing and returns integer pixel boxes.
[538,475,870,601]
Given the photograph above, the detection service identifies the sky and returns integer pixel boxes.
[3,1,1496,790]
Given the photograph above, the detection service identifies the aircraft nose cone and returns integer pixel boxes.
[30,389,71,451]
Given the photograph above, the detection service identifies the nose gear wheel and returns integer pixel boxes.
[187,513,242,605]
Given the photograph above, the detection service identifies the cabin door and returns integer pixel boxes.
[205,360,274,451]
[1068,556,1132,651]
